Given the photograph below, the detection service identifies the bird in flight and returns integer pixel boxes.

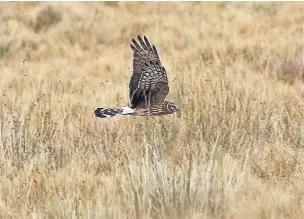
[94,35,178,118]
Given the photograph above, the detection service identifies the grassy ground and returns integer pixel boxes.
[1,2,304,218]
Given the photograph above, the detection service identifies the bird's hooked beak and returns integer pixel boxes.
[176,107,182,118]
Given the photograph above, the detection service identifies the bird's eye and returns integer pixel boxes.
[167,104,177,112]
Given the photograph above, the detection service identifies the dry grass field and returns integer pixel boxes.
[1,2,304,218]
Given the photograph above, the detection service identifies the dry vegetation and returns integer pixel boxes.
[1,2,304,218]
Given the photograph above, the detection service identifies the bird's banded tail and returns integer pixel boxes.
[93,106,134,118]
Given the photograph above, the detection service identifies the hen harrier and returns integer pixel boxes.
[94,35,178,118]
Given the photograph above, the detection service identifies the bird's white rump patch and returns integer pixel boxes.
[121,106,135,115]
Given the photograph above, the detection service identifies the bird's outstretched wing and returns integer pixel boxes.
[129,35,169,108]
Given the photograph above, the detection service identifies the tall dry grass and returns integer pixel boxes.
[0,2,304,218]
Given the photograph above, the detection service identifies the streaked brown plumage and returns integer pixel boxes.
[94,35,178,118]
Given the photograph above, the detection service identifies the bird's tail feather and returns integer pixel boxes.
[93,106,134,118]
